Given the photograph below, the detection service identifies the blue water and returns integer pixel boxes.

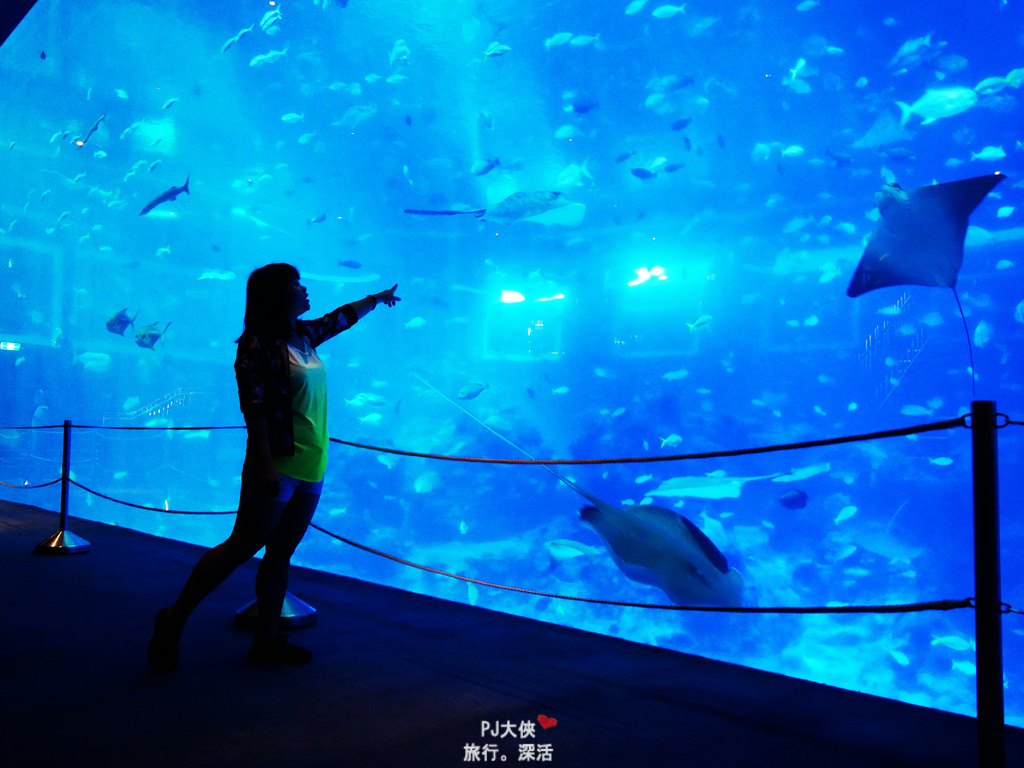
[1,0,1022,724]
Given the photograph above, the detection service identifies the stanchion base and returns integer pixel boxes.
[234,592,317,630]
[35,530,91,555]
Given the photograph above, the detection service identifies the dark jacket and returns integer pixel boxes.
[234,304,359,457]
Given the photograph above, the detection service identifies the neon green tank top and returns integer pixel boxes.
[273,341,329,483]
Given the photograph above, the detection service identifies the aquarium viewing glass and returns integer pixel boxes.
[1,0,1022,725]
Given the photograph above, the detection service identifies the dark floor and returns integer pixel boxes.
[2,500,1021,768]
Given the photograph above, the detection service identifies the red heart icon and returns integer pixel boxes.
[537,715,558,730]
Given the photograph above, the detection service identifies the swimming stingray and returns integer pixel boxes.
[415,374,744,607]
[846,172,1006,393]
[404,190,586,226]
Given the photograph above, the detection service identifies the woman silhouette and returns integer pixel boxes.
[148,263,400,669]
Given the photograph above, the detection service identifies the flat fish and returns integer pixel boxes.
[457,382,488,400]
[580,502,744,606]
[404,190,582,226]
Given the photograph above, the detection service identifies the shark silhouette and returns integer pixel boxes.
[415,375,744,607]
[846,173,1007,394]
[140,174,190,216]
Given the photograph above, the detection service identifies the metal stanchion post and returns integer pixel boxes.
[972,400,1004,768]
[234,592,317,630]
[35,420,90,555]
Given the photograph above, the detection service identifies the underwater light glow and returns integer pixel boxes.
[0,342,21,351]
[627,266,667,286]
[500,290,525,303]
[536,294,564,302]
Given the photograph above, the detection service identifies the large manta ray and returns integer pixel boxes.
[415,375,744,607]
[846,172,1006,393]
[847,173,1006,297]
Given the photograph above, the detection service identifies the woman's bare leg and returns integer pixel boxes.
[253,490,320,640]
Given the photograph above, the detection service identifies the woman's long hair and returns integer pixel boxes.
[235,263,299,343]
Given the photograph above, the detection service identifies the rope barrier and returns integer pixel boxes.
[309,522,972,614]
[66,479,236,515]
[1,415,1020,616]
[0,466,1008,617]
[328,416,968,466]
[0,478,61,489]
[5,413,1019,471]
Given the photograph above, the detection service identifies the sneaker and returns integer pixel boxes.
[147,607,180,672]
[248,634,313,665]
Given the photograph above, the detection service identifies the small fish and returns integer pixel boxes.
[281,112,304,123]
[135,321,171,350]
[221,24,254,54]
[796,0,818,10]
[614,151,636,163]
[670,118,691,131]
[951,661,977,676]
[298,132,315,144]
[900,405,933,417]
[339,260,362,269]
[834,505,857,524]
[686,314,711,332]
[931,634,975,652]
[662,369,688,380]
[93,150,107,159]
[928,457,953,466]
[162,98,178,109]
[660,434,682,448]
[116,89,128,99]
[346,392,387,407]
[198,269,234,280]
[544,32,573,48]
[404,317,426,329]
[470,158,500,176]
[328,81,361,94]
[139,175,189,216]
[106,308,138,336]
[483,41,512,58]
[635,474,654,484]
[970,145,1005,162]
[359,413,383,425]
[631,168,657,180]
[249,48,288,67]
[625,0,648,13]
[652,4,686,18]
[683,137,692,152]
[570,34,601,47]
[457,382,488,400]
[664,163,685,173]
[552,386,570,395]
[973,320,993,348]
[307,213,327,225]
